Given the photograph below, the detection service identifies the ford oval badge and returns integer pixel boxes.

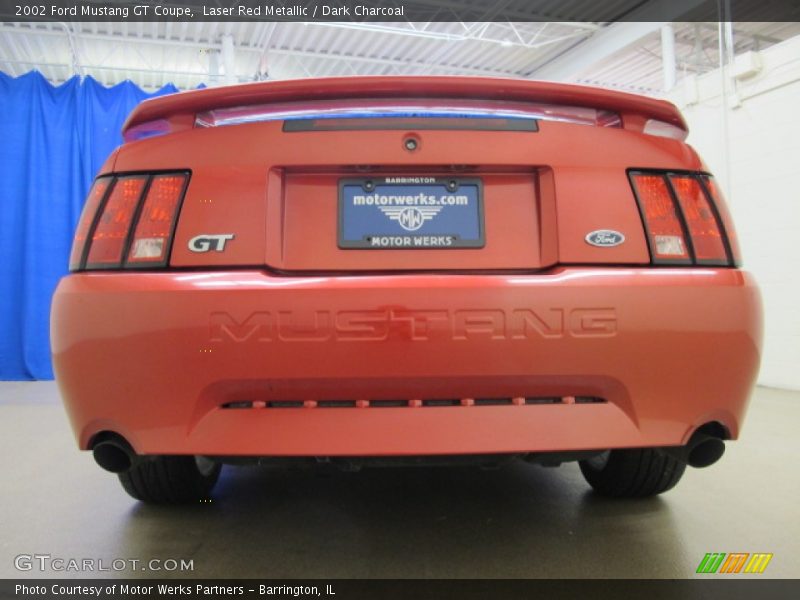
[585,230,625,247]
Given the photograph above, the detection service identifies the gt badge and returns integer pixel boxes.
[189,234,235,252]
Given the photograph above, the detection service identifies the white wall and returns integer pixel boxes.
[669,36,800,390]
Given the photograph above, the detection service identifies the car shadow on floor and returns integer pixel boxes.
[116,461,689,578]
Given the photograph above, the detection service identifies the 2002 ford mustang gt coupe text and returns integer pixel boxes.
[51,77,762,504]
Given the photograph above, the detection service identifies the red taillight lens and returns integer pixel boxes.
[85,175,148,267]
[69,177,112,270]
[127,174,188,265]
[630,173,691,263]
[669,175,729,264]
[702,176,742,266]
[630,171,737,267]
[73,171,189,271]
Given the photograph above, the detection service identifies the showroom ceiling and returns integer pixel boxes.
[1,19,799,95]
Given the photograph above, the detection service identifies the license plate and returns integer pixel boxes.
[338,177,484,249]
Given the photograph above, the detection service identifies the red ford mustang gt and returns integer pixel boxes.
[51,77,762,503]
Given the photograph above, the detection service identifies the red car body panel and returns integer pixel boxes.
[52,77,762,458]
[122,76,688,133]
[52,268,761,455]
[115,119,700,271]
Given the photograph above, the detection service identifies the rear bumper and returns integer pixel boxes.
[51,268,762,456]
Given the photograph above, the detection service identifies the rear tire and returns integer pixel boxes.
[118,456,221,504]
[578,448,686,498]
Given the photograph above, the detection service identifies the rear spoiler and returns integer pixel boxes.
[122,76,687,139]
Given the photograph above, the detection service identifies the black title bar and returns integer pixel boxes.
[3,579,800,600]
[2,0,800,23]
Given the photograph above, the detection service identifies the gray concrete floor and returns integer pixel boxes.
[0,382,798,579]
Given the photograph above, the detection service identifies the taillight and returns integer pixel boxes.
[669,175,728,265]
[69,177,112,270]
[69,171,189,271]
[629,171,735,267]
[702,176,742,266]
[630,173,691,264]
[127,174,188,266]
[85,175,148,267]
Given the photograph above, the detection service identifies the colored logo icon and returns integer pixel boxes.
[696,553,773,574]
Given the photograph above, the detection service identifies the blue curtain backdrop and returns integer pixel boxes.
[0,71,180,380]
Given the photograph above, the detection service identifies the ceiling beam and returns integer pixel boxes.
[306,21,596,50]
[530,21,667,80]
[530,0,708,80]
[0,23,263,53]
[400,0,603,26]
[266,47,514,77]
